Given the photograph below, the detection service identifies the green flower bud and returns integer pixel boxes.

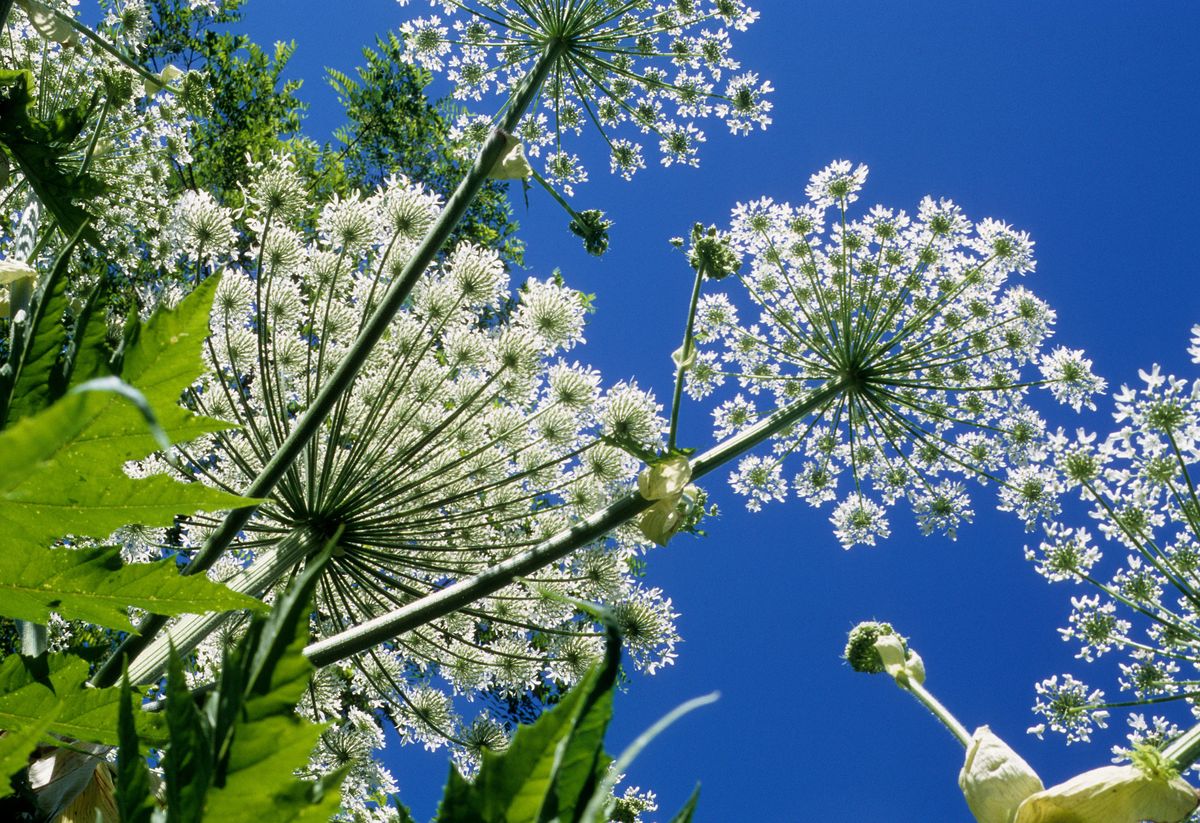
[844,621,904,674]
[688,224,741,279]
[569,210,612,257]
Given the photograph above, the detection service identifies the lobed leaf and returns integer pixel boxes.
[0,545,262,631]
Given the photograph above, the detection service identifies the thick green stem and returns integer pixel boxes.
[1162,720,1200,772]
[90,41,566,689]
[667,262,705,450]
[124,527,321,685]
[304,380,845,667]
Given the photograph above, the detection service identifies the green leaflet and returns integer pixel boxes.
[0,545,262,631]
[1,231,81,426]
[203,543,346,822]
[436,630,618,823]
[0,389,247,552]
[113,545,347,821]
[666,786,701,823]
[0,703,58,798]
[116,673,155,823]
[0,653,161,747]
[0,274,252,555]
[436,618,706,823]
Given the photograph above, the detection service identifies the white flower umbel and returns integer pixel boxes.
[118,167,678,753]
[1019,327,1200,774]
[691,161,1103,547]
[395,0,770,186]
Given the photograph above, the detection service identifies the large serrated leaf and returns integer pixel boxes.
[0,545,263,631]
[0,391,249,551]
[0,654,161,747]
[0,274,254,554]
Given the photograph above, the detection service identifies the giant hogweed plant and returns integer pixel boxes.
[0,2,1126,821]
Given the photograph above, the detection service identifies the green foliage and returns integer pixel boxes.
[0,653,158,748]
[115,543,347,821]
[0,274,251,560]
[0,545,262,631]
[326,32,523,266]
[0,68,105,243]
[437,619,701,823]
[0,707,56,799]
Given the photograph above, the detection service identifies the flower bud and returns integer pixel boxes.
[1014,763,1199,823]
[959,726,1043,823]
[144,64,184,96]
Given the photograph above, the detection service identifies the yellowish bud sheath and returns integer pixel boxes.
[1014,764,1199,823]
[144,64,183,95]
[637,454,692,501]
[489,133,533,180]
[0,259,37,285]
[959,726,1044,823]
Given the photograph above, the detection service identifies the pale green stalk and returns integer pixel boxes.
[666,260,705,451]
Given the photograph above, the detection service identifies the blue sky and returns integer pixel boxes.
[237,2,1200,819]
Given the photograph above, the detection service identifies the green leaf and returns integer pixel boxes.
[437,668,597,823]
[117,673,155,823]
[0,545,263,631]
[0,653,157,746]
[116,275,229,446]
[546,623,622,822]
[165,647,212,823]
[0,275,254,556]
[0,702,58,798]
[203,543,344,821]
[0,392,248,551]
[0,69,104,243]
[666,785,701,823]
[63,279,115,389]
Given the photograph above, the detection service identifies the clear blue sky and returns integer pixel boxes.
[238,2,1200,819]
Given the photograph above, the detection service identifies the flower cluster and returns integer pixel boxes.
[690,160,1103,547]
[395,0,770,187]
[132,161,680,793]
[1023,328,1200,753]
[1,1,193,279]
